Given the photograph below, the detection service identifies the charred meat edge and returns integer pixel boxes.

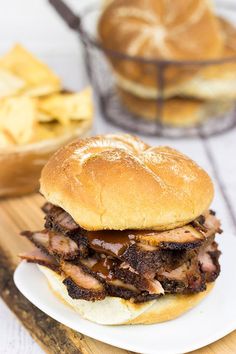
[21,230,83,260]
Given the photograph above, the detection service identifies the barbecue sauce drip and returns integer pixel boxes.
[90,257,115,280]
[87,230,136,256]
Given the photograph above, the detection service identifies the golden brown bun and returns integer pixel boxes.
[118,88,233,125]
[178,18,236,100]
[112,17,236,100]
[98,0,223,91]
[39,265,214,325]
[40,134,214,231]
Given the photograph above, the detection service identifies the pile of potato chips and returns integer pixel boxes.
[0,44,93,148]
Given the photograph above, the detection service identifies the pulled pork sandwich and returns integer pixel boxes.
[20,134,222,325]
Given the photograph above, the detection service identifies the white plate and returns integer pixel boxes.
[14,233,236,354]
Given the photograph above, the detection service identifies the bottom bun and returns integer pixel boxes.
[39,265,214,325]
[118,88,233,127]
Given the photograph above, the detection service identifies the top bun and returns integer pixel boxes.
[40,134,214,231]
[98,0,223,91]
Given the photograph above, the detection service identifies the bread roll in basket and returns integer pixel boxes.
[98,0,223,96]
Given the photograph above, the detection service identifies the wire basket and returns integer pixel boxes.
[49,0,236,138]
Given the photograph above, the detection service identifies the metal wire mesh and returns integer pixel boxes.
[78,2,236,138]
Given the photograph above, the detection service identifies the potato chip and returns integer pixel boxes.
[36,110,53,123]
[0,130,15,148]
[32,122,59,141]
[38,87,93,124]
[0,68,25,98]
[0,44,61,96]
[0,96,36,144]
[31,121,85,143]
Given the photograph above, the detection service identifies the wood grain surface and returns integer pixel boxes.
[0,193,235,354]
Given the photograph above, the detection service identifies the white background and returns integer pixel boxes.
[0,0,236,353]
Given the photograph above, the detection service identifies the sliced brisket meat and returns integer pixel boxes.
[105,282,160,303]
[159,275,206,294]
[198,241,221,282]
[86,230,200,275]
[43,204,89,256]
[21,230,83,260]
[132,292,160,303]
[158,241,221,294]
[40,203,222,277]
[63,275,153,303]
[61,261,104,291]
[158,278,186,294]
[81,256,164,295]
[19,240,220,303]
[205,251,221,282]
[21,203,221,303]
[112,263,164,294]
[43,203,221,241]
[121,243,193,275]
[63,278,105,301]
[41,202,54,214]
[134,226,204,250]
[61,260,158,302]
[191,210,222,237]
[42,203,221,274]
[61,261,105,301]
[157,257,206,294]
[19,247,59,272]
[43,203,83,237]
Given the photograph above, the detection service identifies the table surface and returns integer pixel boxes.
[1,1,236,353]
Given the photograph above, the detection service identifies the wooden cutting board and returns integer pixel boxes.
[0,193,235,354]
